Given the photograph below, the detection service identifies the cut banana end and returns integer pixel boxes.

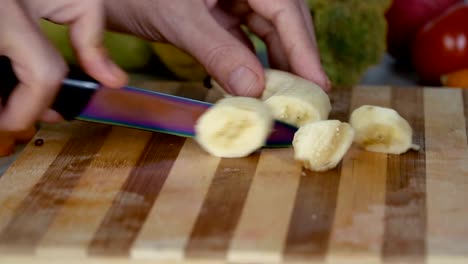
[264,85,331,127]
[349,105,420,155]
[195,97,274,158]
[293,120,355,172]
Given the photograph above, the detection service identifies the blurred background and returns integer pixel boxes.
[38,0,468,89]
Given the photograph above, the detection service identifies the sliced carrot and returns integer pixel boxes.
[441,68,468,88]
[0,132,15,157]
[13,126,37,144]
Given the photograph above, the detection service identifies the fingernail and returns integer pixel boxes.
[228,67,260,96]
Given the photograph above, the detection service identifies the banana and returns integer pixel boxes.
[211,69,328,99]
[262,69,315,100]
[194,97,274,158]
[349,105,420,154]
[264,84,331,127]
[293,120,355,172]
[211,69,331,127]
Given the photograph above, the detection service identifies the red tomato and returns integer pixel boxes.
[412,3,468,85]
[386,0,461,64]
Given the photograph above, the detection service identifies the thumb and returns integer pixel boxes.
[172,9,264,97]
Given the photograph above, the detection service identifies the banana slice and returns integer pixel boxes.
[349,105,420,154]
[195,97,274,158]
[293,120,355,172]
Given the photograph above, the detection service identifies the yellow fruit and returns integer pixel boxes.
[152,43,207,81]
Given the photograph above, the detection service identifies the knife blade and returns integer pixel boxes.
[0,56,297,147]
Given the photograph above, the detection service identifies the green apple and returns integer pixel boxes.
[40,20,152,71]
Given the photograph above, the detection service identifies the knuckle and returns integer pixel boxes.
[205,44,239,72]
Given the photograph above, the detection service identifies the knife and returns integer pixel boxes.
[0,56,297,147]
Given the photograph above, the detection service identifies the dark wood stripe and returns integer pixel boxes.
[185,153,259,259]
[463,90,468,144]
[88,133,185,256]
[284,87,351,260]
[284,166,342,260]
[329,86,353,121]
[383,87,426,262]
[0,123,110,253]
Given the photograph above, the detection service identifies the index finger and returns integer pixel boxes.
[248,0,330,90]
[0,2,66,131]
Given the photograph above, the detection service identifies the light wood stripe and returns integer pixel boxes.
[185,154,259,259]
[383,87,426,262]
[0,123,74,233]
[88,133,186,256]
[227,148,301,263]
[131,140,220,260]
[327,86,390,262]
[36,127,152,257]
[283,87,352,261]
[0,124,111,253]
[424,88,468,262]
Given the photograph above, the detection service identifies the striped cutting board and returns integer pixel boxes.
[0,81,467,264]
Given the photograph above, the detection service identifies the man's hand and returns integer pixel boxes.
[105,0,330,97]
[0,0,127,132]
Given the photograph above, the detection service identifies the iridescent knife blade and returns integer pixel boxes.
[0,56,297,147]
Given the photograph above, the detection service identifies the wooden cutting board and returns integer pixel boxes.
[0,81,467,264]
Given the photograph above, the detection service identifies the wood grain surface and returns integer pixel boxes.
[0,81,467,264]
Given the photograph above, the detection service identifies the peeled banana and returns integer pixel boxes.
[194,97,274,158]
[262,69,323,100]
[264,84,331,128]
[210,69,331,128]
[211,69,328,99]
[293,120,355,172]
[349,105,420,154]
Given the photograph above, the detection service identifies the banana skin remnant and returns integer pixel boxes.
[350,105,420,154]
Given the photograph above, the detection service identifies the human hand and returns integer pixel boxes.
[0,0,127,132]
[104,0,330,97]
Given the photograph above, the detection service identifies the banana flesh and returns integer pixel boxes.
[211,69,331,128]
[293,120,355,172]
[349,105,420,154]
[210,69,329,99]
[194,97,274,158]
[264,84,331,127]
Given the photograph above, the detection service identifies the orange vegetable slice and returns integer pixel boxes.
[0,132,15,157]
[13,126,37,144]
[441,68,468,88]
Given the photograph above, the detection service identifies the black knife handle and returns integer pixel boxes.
[0,56,97,120]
